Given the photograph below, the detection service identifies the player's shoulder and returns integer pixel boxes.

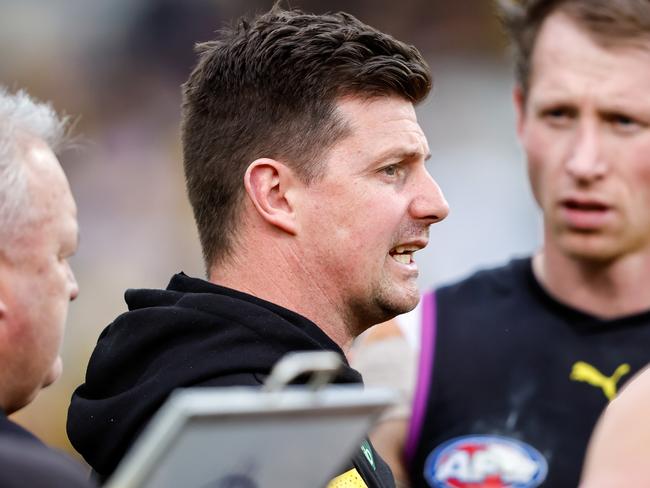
[434,256,532,307]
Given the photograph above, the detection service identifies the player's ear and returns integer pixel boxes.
[244,158,298,235]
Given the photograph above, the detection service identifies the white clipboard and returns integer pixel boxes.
[105,352,397,488]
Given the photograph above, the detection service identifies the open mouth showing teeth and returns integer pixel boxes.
[390,245,417,264]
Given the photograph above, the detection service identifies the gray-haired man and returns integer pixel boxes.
[0,87,94,487]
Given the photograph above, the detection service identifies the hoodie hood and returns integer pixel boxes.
[67,273,360,479]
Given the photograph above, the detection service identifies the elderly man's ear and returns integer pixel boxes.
[244,158,300,235]
[0,278,8,321]
[0,297,9,343]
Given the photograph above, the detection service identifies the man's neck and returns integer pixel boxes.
[534,245,650,319]
[209,246,355,352]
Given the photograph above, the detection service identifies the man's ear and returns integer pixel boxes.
[244,158,299,235]
[0,295,8,334]
[513,84,527,141]
[0,266,9,325]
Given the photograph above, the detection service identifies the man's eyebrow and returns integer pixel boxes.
[405,150,432,162]
[377,149,431,162]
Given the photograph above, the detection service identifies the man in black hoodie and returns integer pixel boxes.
[67,6,449,487]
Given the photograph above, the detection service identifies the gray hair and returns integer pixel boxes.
[0,87,69,243]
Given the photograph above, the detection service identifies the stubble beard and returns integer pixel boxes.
[346,273,419,339]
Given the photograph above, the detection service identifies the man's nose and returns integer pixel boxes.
[566,121,607,183]
[68,266,79,301]
[409,167,449,225]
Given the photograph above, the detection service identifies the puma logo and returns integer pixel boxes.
[570,361,630,400]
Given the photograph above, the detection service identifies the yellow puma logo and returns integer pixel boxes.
[570,361,630,400]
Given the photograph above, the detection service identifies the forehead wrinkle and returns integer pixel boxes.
[531,13,650,107]
[531,66,650,116]
[370,124,429,159]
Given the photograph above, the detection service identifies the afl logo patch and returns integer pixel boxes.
[423,435,547,488]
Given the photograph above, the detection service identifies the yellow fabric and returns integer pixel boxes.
[327,468,368,488]
[570,361,630,400]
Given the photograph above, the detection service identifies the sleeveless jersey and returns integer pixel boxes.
[406,258,650,488]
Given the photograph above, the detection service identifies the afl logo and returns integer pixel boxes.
[424,435,547,488]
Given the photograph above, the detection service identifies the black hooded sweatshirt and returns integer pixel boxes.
[67,273,394,487]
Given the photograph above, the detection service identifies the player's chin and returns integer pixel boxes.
[560,235,626,263]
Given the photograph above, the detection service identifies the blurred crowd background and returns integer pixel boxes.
[1,0,540,459]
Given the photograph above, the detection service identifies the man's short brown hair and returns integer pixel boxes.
[499,0,650,95]
[181,7,431,271]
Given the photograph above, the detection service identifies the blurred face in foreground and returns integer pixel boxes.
[516,12,650,263]
[0,136,79,413]
[295,95,448,334]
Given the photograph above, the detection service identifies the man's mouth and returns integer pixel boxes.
[389,245,418,265]
[560,197,613,230]
[563,198,609,212]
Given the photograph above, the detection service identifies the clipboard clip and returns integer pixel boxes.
[262,351,344,392]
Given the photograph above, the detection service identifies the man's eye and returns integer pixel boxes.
[543,107,573,120]
[607,113,638,129]
[382,165,399,176]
